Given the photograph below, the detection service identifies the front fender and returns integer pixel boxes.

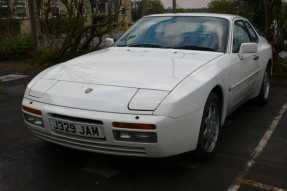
[154,58,229,119]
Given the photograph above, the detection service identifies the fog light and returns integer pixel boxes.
[134,133,150,139]
[23,113,44,128]
[119,132,132,139]
[34,118,44,126]
[113,130,157,143]
[27,115,35,122]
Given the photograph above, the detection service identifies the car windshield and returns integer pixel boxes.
[114,16,229,52]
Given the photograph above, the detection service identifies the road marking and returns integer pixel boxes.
[237,178,287,191]
[0,74,28,82]
[228,102,287,191]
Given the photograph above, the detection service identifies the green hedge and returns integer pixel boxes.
[0,36,34,61]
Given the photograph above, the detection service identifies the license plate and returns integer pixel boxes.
[49,119,105,138]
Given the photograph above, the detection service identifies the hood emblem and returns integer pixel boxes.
[85,88,93,94]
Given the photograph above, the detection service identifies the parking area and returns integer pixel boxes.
[228,99,287,191]
[0,74,286,191]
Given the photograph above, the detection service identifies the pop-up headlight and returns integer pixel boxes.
[128,89,169,111]
[28,79,58,98]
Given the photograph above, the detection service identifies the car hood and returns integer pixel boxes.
[42,47,223,91]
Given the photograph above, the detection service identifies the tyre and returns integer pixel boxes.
[194,92,221,162]
[256,65,271,105]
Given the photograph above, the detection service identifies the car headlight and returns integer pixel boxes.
[128,89,169,111]
[28,79,58,98]
[113,130,157,143]
[25,65,59,98]
[26,65,58,90]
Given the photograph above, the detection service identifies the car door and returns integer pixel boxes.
[229,20,260,108]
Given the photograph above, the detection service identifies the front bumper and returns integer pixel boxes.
[22,98,203,157]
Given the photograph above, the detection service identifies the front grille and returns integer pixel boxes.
[32,129,147,156]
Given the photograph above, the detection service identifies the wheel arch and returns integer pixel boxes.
[210,85,227,126]
[211,86,223,108]
[267,59,273,75]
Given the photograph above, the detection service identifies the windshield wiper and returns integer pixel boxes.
[174,45,215,52]
[127,43,163,48]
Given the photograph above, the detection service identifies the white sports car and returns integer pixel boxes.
[22,13,272,161]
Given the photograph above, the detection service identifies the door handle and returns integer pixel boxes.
[254,55,259,60]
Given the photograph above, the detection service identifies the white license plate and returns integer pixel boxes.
[49,118,105,138]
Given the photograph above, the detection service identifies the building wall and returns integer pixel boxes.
[118,0,132,25]
[0,0,132,35]
[0,0,31,35]
[20,20,31,35]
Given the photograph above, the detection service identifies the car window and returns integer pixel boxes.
[244,21,259,43]
[115,16,229,52]
[233,20,251,53]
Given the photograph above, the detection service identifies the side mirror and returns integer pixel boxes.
[238,43,257,60]
[105,38,115,47]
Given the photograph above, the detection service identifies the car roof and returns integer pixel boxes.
[144,13,244,21]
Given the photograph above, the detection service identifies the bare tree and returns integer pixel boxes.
[39,0,122,58]
[2,0,15,38]
[263,0,271,35]
[141,0,147,17]
[28,0,37,46]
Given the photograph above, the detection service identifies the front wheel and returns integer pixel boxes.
[194,93,221,162]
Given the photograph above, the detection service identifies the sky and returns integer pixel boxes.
[160,0,212,9]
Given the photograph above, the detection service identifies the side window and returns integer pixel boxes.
[244,21,259,43]
[51,2,60,18]
[233,20,251,53]
[15,1,27,19]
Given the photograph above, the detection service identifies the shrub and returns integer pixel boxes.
[35,51,63,65]
[0,36,34,61]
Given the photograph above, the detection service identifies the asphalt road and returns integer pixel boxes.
[0,75,287,191]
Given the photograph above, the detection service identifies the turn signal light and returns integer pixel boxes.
[22,105,42,115]
[112,122,156,130]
